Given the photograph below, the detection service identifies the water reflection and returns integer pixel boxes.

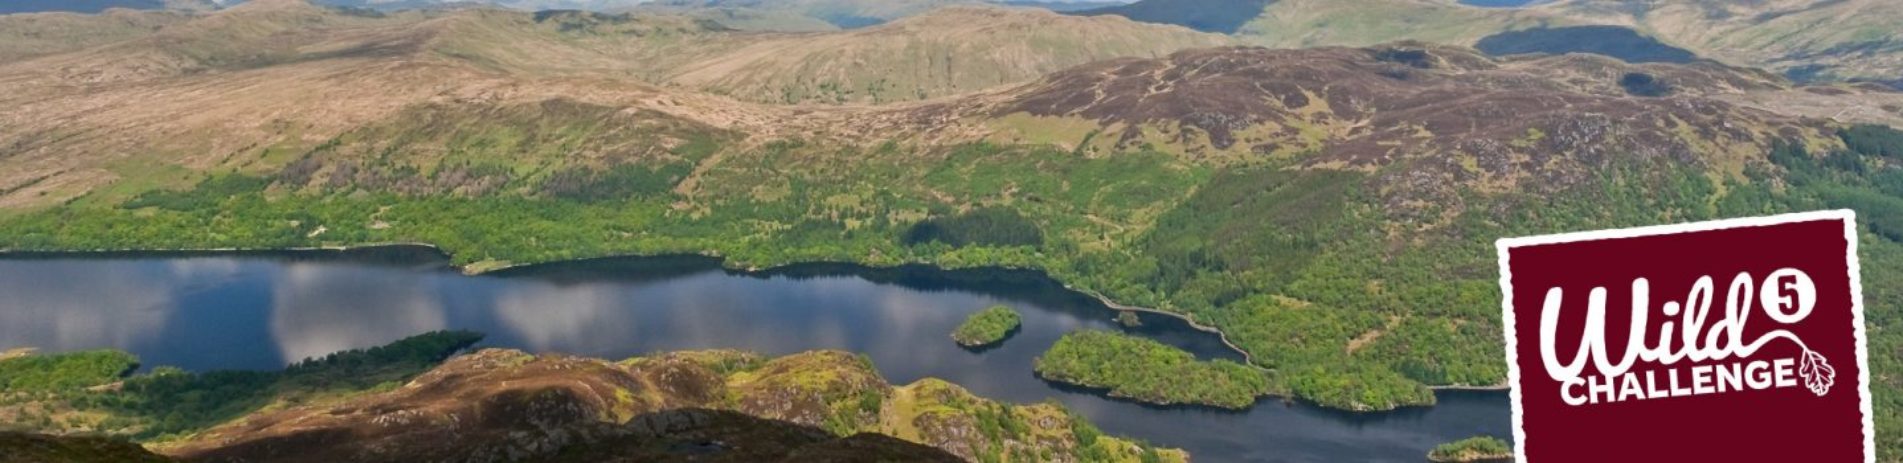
[270,263,447,364]
[0,250,1511,462]
[0,258,237,358]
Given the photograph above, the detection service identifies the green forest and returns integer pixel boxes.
[1033,330,1271,409]
[0,350,138,394]
[953,305,1023,348]
[1427,435,1512,462]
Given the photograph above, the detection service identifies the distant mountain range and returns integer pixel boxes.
[1064,0,1901,85]
[0,0,1134,20]
[10,0,1896,86]
[0,0,212,14]
[0,0,153,14]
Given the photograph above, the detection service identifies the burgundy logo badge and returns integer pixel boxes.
[1498,211,1872,462]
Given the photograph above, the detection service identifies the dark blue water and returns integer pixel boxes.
[0,249,1511,462]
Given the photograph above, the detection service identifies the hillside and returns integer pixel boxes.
[0,2,1237,207]
[0,9,197,63]
[0,1,169,14]
[0,341,1180,462]
[322,5,1234,104]
[659,6,1235,104]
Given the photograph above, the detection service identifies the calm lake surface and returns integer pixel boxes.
[0,248,1511,462]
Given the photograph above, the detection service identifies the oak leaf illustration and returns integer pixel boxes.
[1799,349,1835,396]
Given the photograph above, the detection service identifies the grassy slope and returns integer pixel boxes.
[403,5,1235,104]
[0,9,193,63]
[658,6,1235,104]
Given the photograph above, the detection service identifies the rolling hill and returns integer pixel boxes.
[0,0,170,14]
[0,9,197,63]
[656,6,1236,104]
[0,1,1240,205]
[1072,0,1903,85]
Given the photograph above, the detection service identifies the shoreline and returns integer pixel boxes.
[0,245,1509,397]
[1066,286,1261,366]
[1428,384,1511,391]
[0,242,455,260]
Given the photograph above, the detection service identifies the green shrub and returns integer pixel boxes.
[1034,331,1269,409]
[952,305,1022,347]
[1428,435,1512,462]
[0,350,138,393]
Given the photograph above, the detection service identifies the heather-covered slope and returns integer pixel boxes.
[0,341,1179,462]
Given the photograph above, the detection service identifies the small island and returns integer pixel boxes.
[952,305,1023,348]
[1427,436,1513,462]
[1033,330,1271,409]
